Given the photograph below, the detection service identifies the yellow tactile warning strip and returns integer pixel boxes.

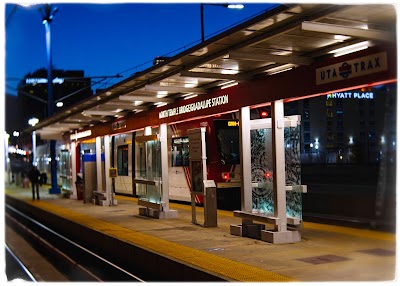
[303,221,395,242]
[116,195,396,242]
[18,198,296,282]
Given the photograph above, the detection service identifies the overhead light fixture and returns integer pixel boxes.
[218,80,236,86]
[119,95,173,103]
[269,67,293,75]
[330,41,369,57]
[56,101,63,107]
[157,91,168,98]
[184,94,198,100]
[220,82,238,90]
[82,110,123,116]
[334,34,351,41]
[265,64,295,75]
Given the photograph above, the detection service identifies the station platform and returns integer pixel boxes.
[4,183,397,282]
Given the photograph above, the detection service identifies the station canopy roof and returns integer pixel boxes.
[31,3,396,140]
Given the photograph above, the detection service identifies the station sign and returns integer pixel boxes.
[316,52,387,85]
[159,94,229,119]
[112,120,126,131]
[327,91,374,99]
[26,77,65,84]
[70,130,92,140]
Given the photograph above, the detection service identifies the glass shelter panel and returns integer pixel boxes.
[250,125,302,219]
[59,149,71,191]
[171,137,189,166]
[135,138,162,204]
[285,126,302,219]
[117,145,129,176]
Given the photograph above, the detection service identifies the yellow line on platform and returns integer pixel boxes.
[303,221,395,242]
[18,197,295,282]
[115,195,395,242]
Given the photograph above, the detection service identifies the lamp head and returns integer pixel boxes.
[227,4,244,9]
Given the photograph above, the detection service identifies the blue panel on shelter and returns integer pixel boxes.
[83,153,96,162]
[82,153,105,162]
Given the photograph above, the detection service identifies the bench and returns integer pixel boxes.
[93,191,107,205]
[251,183,307,193]
[231,210,302,242]
[233,210,301,230]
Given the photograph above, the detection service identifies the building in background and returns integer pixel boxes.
[301,84,396,165]
[17,69,93,129]
[253,83,396,165]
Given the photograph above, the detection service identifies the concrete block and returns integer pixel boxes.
[99,200,110,206]
[139,208,178,219]
[261,230,293,244]
[139,207,148,216]
[243,223,265,240]
[157,209,178,219]
[230,224,243,236]
[291,230,301,242]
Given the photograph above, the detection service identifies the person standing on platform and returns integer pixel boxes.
[28,165,41,200]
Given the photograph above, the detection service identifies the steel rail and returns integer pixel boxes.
[5,204,145,282]
[5,244,37,282]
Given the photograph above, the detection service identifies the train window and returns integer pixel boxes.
[117,145,129,176]
[214,119,240,165]
[171,137,189,166]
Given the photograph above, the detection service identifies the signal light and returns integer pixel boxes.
[264,172,272,179]
[222,172,230,180]
[261,111,269,118]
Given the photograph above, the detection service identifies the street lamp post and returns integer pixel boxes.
[28,118,39,165]
[40,4,60,194]
[200,3,244,42]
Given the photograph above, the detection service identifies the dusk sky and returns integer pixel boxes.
[4,1,278,97]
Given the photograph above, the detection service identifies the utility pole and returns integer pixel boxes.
[41,4,60,194]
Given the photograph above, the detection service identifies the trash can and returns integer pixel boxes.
[75,181,83,200]
[204,180,217,227]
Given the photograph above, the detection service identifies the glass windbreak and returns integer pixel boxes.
[59,149,72,191]
[250,124,302,219]
[117,145,129,176]
[171,137,189,166]
[135,139,162,204]
[285,125,302,219]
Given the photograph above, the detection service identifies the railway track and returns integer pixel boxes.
[5,203,145,282]
[5,244,36,282]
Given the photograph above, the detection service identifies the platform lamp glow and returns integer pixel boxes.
[200,3,244,42]
[28,118,39,166]
[40,4,60,194]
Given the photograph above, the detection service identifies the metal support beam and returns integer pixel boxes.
[101,103,149,110]
[71,141,77,199]
[82,110,127,117]
[271,100,287,232]
[229,51,313,65]
[302,21,396,42]
[179,71,248,81]
[119,95,174,103]
[160,123,169,211]
[239,106,252,212]
[144,84,206,94]
[104,135,114,205]
[96,136,103,193]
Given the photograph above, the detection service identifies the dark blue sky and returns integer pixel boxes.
[5,1,278,96]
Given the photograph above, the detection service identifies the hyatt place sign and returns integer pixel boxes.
[316,52,387,85]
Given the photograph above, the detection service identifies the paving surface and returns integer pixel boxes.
[4,183,397,282]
